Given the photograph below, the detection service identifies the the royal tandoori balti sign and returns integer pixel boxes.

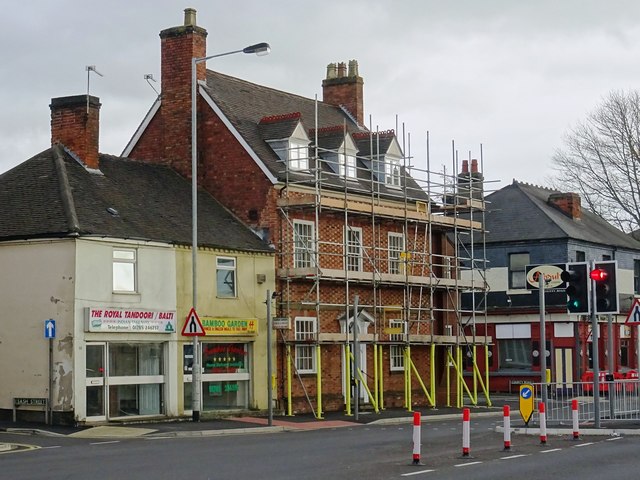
[200,317,258,336]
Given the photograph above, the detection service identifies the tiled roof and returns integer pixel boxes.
[483,180,640,250]
[201,70,429,202]
[0,145,272,253]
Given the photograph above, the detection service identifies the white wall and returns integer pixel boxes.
[0,240,76,411]
[73,238,178,420]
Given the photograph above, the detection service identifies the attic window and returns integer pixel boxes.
[385,157,401,187]
[289,140,309,170]
[339,152,357,179]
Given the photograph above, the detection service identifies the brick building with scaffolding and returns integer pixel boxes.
[125,9,491,416]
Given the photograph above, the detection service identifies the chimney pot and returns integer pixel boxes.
[348,59,359,78]
[184,7,197,26]
[326,63,337,80]
[461,160,469,173]
[471,159,478,173]
[337,62,347,78]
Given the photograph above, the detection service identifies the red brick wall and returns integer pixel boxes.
[322,77,364,125]
[129,24,207,175]
[197,105,276,231]
[50,95,100,169]
[127,109,166,164]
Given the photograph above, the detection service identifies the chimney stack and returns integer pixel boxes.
[157,8,208,176]
[322,59,364,125]
[457,159,484,201]
[548,192,581,219]
[50,95,101,170]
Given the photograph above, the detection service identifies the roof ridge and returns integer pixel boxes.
[513,179,556,192]
[352,129,395,140]
[259,112,301,124]
[52,145,80,234]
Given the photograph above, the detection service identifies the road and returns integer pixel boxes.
[0,417,637,479]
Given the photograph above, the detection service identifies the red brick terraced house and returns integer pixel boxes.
[124,9,489,416]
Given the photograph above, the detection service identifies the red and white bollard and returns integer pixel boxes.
[412,412,421,465]
[572,399,580,440]
[503,405,511,450]
[539,401,547,444]
[462,407,471,457]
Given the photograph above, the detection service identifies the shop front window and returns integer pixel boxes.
[108,343,164,417]
[183,342,250,411]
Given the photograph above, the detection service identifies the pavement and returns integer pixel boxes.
[3,396,640,442]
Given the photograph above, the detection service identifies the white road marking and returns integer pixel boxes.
[572,442,594,448]
[454,461,482,467]
[40,446,62,449]
[606,436,623,441]
[90,441,120,445]
[401,469,436,476]
[500,454,529,460]
[541,448,562,453]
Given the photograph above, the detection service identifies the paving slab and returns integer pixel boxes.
[68,426,157,438]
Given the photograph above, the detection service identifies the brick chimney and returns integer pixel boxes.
[457,159,483,201]
[322,59,364,125]
[50,95,101,170]
[159,7,207,177]
[548,192,581,219]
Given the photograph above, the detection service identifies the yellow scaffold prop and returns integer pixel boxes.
[404,345,436,410]
[445,344,492,408]
[284,341,491,418]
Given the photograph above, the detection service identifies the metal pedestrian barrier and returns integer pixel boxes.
[530,379,640,424]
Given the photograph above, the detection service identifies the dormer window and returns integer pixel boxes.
[339,152,357,179]
[289,140,309,170]
[386,157,401,186]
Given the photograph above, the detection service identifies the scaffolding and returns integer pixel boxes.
[273,108,489,417]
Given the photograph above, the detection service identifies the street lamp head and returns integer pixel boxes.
[243,42,271,56]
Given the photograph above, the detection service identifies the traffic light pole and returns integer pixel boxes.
[590,260,601,429]
[539,274,548,407]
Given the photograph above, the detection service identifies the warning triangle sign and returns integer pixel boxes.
[181,307,205,336]
[626,298,640,325]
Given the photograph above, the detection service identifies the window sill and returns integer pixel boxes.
[112,292,141,303]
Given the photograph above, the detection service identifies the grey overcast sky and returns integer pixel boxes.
[2,0,640,191]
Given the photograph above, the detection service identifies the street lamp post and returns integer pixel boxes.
[191,42,270,422]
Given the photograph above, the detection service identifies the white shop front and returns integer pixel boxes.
[83,307,177,422]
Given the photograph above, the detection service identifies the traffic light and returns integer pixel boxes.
[561,262,589,314]
[591,261,618,314]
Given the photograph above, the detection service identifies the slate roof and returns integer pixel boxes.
[0,145,272,253]
[483,180,640,250]
[201,70,429,202]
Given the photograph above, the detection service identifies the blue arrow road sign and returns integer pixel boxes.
[44,319,56,339]
[520,387,532,399]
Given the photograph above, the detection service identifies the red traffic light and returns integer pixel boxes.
[590,268,609,282]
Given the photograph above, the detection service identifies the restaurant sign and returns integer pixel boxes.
[200,317,258,336]
[86,307,177,333]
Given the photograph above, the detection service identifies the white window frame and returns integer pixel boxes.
[388,232,404,274]
[385,157,401,187]
[216,256,237,298]
[338,152,357,179]
[293,220,315,269]
[509,252,530,290]
[295,316,316,373]
[345,226,363,272]
[113,248,137,293]
[389,319,406,371]
[289,140,309,170]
